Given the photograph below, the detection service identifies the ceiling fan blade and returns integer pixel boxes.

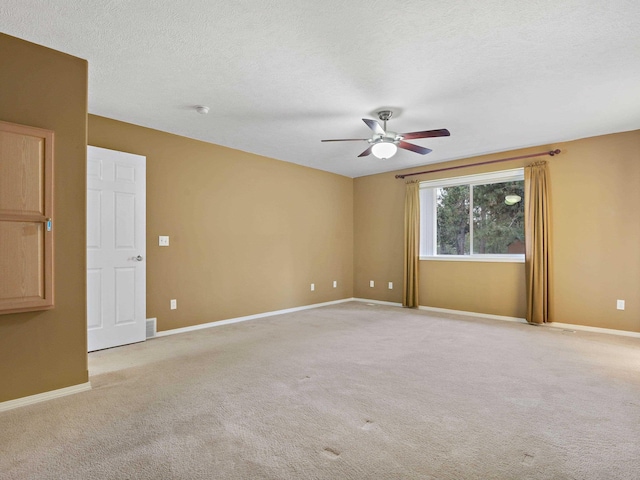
[398,141,432,155]
[321,138,368,142]
[400,128,450,140]
[358,145,373,157]
[362,118,385,135]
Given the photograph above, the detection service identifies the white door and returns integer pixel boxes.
[87,146,146,352]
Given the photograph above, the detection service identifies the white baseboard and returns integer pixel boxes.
[547,321,640,339]
[154,296,640,341]
[418,305,527,324]
[0,382,92,413]
[354,298,403,307]
[417,305,640,339]
[156,298,356,337]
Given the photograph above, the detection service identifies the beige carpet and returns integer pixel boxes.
[2,302,640,479]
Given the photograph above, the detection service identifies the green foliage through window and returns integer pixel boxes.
[436,185,470,254]
[422,171,525,257]
[472,181,524,254]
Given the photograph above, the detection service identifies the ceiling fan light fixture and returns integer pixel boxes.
[371,141,398,160]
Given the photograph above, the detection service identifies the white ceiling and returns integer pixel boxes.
[2,1,640,178]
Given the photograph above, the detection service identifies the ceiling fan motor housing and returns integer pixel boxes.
[369,131,400,144]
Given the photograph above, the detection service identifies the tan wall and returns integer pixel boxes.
[353,170,405,303]
[0,34,88,402]
[354,130,640,332]
[88,116,354,331]
[551,131,640,331]
[420,261,526,318]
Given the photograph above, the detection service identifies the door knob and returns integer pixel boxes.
[135,255,143,261]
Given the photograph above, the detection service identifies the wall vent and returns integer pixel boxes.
[146,318,157,339]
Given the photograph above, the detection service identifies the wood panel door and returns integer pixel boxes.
[0,121,54,314]
[86,146,146,352]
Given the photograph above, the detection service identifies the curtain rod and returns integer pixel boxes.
[395,149,561,179]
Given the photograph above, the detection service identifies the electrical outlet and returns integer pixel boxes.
[333,280,337,288]
[310,283,315,291]
[617,299,625,310]
[388,282,393,289]
[170,299,177,310]
[159,235,169,246]
[369,280,374,288]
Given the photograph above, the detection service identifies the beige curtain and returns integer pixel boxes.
[524,162,550,324]
[403,181,420,308]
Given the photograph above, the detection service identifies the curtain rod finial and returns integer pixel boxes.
[549,149,561,156]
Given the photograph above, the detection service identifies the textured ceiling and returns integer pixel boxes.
[1,0,640,177]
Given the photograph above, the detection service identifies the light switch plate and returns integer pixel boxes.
[159,235,169,246]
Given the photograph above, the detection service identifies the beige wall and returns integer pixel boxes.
[550,131,640,331]
[354,131,640,332]
[0,34,88,402]
[420,261,526,318]
[88,116,354,331]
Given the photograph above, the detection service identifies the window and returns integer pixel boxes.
[419,169,525,261]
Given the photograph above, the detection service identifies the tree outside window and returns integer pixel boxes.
[421,169,525,259]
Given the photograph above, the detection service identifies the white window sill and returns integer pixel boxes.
[420,255,525,263]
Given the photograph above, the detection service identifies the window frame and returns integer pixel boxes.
[419,168,525,263]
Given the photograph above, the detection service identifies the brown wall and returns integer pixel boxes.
[354,130,640,332]
[88,116,354,332]
[0,34,88,402]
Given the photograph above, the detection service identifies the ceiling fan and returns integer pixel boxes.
[321,110,450,160]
